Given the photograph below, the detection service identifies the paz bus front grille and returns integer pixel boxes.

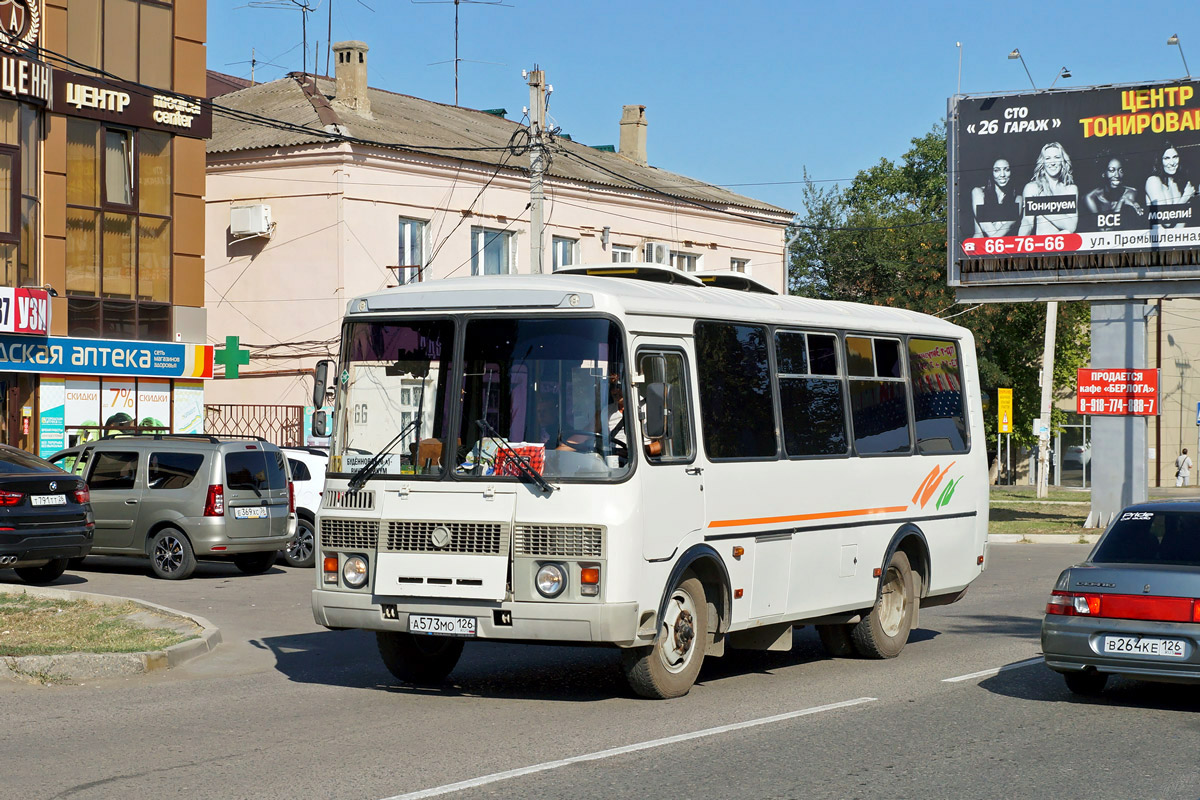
[384,521,505,555]
[513,524,604,558]
[320,518,379,550]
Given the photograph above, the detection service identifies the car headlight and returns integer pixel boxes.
[342,555,369,588]
[535,563,566,598]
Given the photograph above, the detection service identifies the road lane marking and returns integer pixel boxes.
[380,696,877,800]
[942,656,1045,683]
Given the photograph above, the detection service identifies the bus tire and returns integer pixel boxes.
[851,551,914,659]
[816,623,856,658]
[623,575,707,699]
[377,631,464,686]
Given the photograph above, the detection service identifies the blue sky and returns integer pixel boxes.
[209,0,1199,214]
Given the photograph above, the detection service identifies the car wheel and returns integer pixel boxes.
[377,631,464,685]
[1063,669,1108,696]
[149,528,196,580]
[283,517,316,568]
[233,551,276,575]
[850,551,915,659]
[623,574,708,699]
[14,558,68,585]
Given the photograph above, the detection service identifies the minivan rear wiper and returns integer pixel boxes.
[475,418,556,493]
[348,417,420,490]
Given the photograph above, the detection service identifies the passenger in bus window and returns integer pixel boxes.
[1145,144,1195,228]
[971,158,1020,237]
[1017,142,1078,236]
[607,373,628,458]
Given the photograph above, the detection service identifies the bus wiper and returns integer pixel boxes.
[475,418,557,493]
[348,417,420,490]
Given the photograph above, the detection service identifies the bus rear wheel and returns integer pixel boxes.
[850,551,915,659]
[623,575,708,699]
[376,631,464,686]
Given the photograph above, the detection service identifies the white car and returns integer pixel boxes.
[281,447,327,568]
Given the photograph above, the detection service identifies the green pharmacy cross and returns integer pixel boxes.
[214,335,251,379]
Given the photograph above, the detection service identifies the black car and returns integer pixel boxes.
[0,444,94,585]
[1042,500,1200,695]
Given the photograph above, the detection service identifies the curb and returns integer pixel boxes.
[989,533,1100,544]
[0,585,221,684]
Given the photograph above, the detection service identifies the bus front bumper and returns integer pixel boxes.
[312,589,641,646]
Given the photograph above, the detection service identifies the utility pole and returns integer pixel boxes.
[1036,301,1058,498]
[527,67,547,274]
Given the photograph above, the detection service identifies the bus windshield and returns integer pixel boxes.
[331,319,455,477]
[456,317,629,481]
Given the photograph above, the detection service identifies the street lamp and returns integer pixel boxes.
[1008,48,1037,90]
[1168,34,1191,78]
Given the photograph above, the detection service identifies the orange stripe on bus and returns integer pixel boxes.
[707,506,910,529]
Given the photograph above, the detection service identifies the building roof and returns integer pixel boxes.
[206,73,790,217]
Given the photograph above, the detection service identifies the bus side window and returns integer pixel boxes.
[637,351,694,463]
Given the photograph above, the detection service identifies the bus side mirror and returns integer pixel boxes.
[313,359,334,407]
[312,410,328,438]
[643,382,668,439]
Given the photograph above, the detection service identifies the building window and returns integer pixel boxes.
[70,0,174,90]
[731,258,749,273]
[470,227,513,276]
[66,118,173,339]
[551,236,577,270]
[0,100,37,288]
[611,245,633,263]
[398,218,427,284]
[671,251,699,272]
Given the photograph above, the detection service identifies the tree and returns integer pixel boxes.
[788,123,1090,454]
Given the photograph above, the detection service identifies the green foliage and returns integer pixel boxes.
[788,123,1090,451]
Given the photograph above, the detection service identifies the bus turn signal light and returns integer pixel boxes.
[323,555,339,584]
[580,567,600,584]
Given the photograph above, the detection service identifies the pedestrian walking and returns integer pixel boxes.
[1176,448,1193,487]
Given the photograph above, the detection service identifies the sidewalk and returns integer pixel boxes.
[0,585,221,684]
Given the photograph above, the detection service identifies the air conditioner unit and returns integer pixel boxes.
[643,240,671,264]
[230,204,274,238]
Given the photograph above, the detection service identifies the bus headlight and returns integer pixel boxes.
[342,555,369,588]
[535,563,567,598]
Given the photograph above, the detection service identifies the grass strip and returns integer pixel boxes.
[0,593,197,657]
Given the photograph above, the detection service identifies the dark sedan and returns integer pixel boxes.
[0,445,94,585]
[1042,501,1200,695]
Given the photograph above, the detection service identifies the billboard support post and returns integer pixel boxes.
[1036,302,1057,499]
[1088,302,1149,527]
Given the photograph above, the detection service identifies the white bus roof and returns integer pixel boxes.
[351,271,970,339]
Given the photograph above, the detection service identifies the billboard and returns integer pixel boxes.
[949,80,1200,294]
[1076,368,1160,416]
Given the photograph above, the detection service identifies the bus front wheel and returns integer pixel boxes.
[623,575,708,699]
[850,551,915,659]
[376,631,464,685]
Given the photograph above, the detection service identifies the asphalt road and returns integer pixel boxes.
[3,545,1199,800]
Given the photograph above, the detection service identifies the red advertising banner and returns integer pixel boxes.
[1076,368,1160,415]
[0,287,49,335]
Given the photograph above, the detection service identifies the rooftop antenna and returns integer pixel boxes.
[412,0,512,105]
[225,49,292,84]
[247,0,319,75]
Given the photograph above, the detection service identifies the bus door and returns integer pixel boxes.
[635,345,704,560]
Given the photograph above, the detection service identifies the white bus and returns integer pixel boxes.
[311,265,989,698]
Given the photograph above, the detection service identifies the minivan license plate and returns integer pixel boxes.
[1102,635,1186,658]
[31,495,66,506]
[233,506,267,519]
[408,614,476,637]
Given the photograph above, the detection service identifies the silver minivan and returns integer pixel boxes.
[50,434,296,580]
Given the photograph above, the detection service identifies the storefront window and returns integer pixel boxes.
[138,132,171,216]
[138,217,170,301]
[67,120,99,207]
[70,0,174,90]
[102,213,134,298]
[104,129,133,207]
[104,0,138,81]
[66,209,100,296]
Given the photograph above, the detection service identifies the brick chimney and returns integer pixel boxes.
[332,41,370,115]
[619,105,647,166]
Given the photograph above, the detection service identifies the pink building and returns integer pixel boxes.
[205,41,790,418]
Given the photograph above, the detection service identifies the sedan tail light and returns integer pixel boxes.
[0,490,23,506]
[74,486,90,504]
[204,484,225,516]
[1047,590,1196,623]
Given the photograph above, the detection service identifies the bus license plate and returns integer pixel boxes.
[408,614,476,637]
[1102,635,1186,658]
